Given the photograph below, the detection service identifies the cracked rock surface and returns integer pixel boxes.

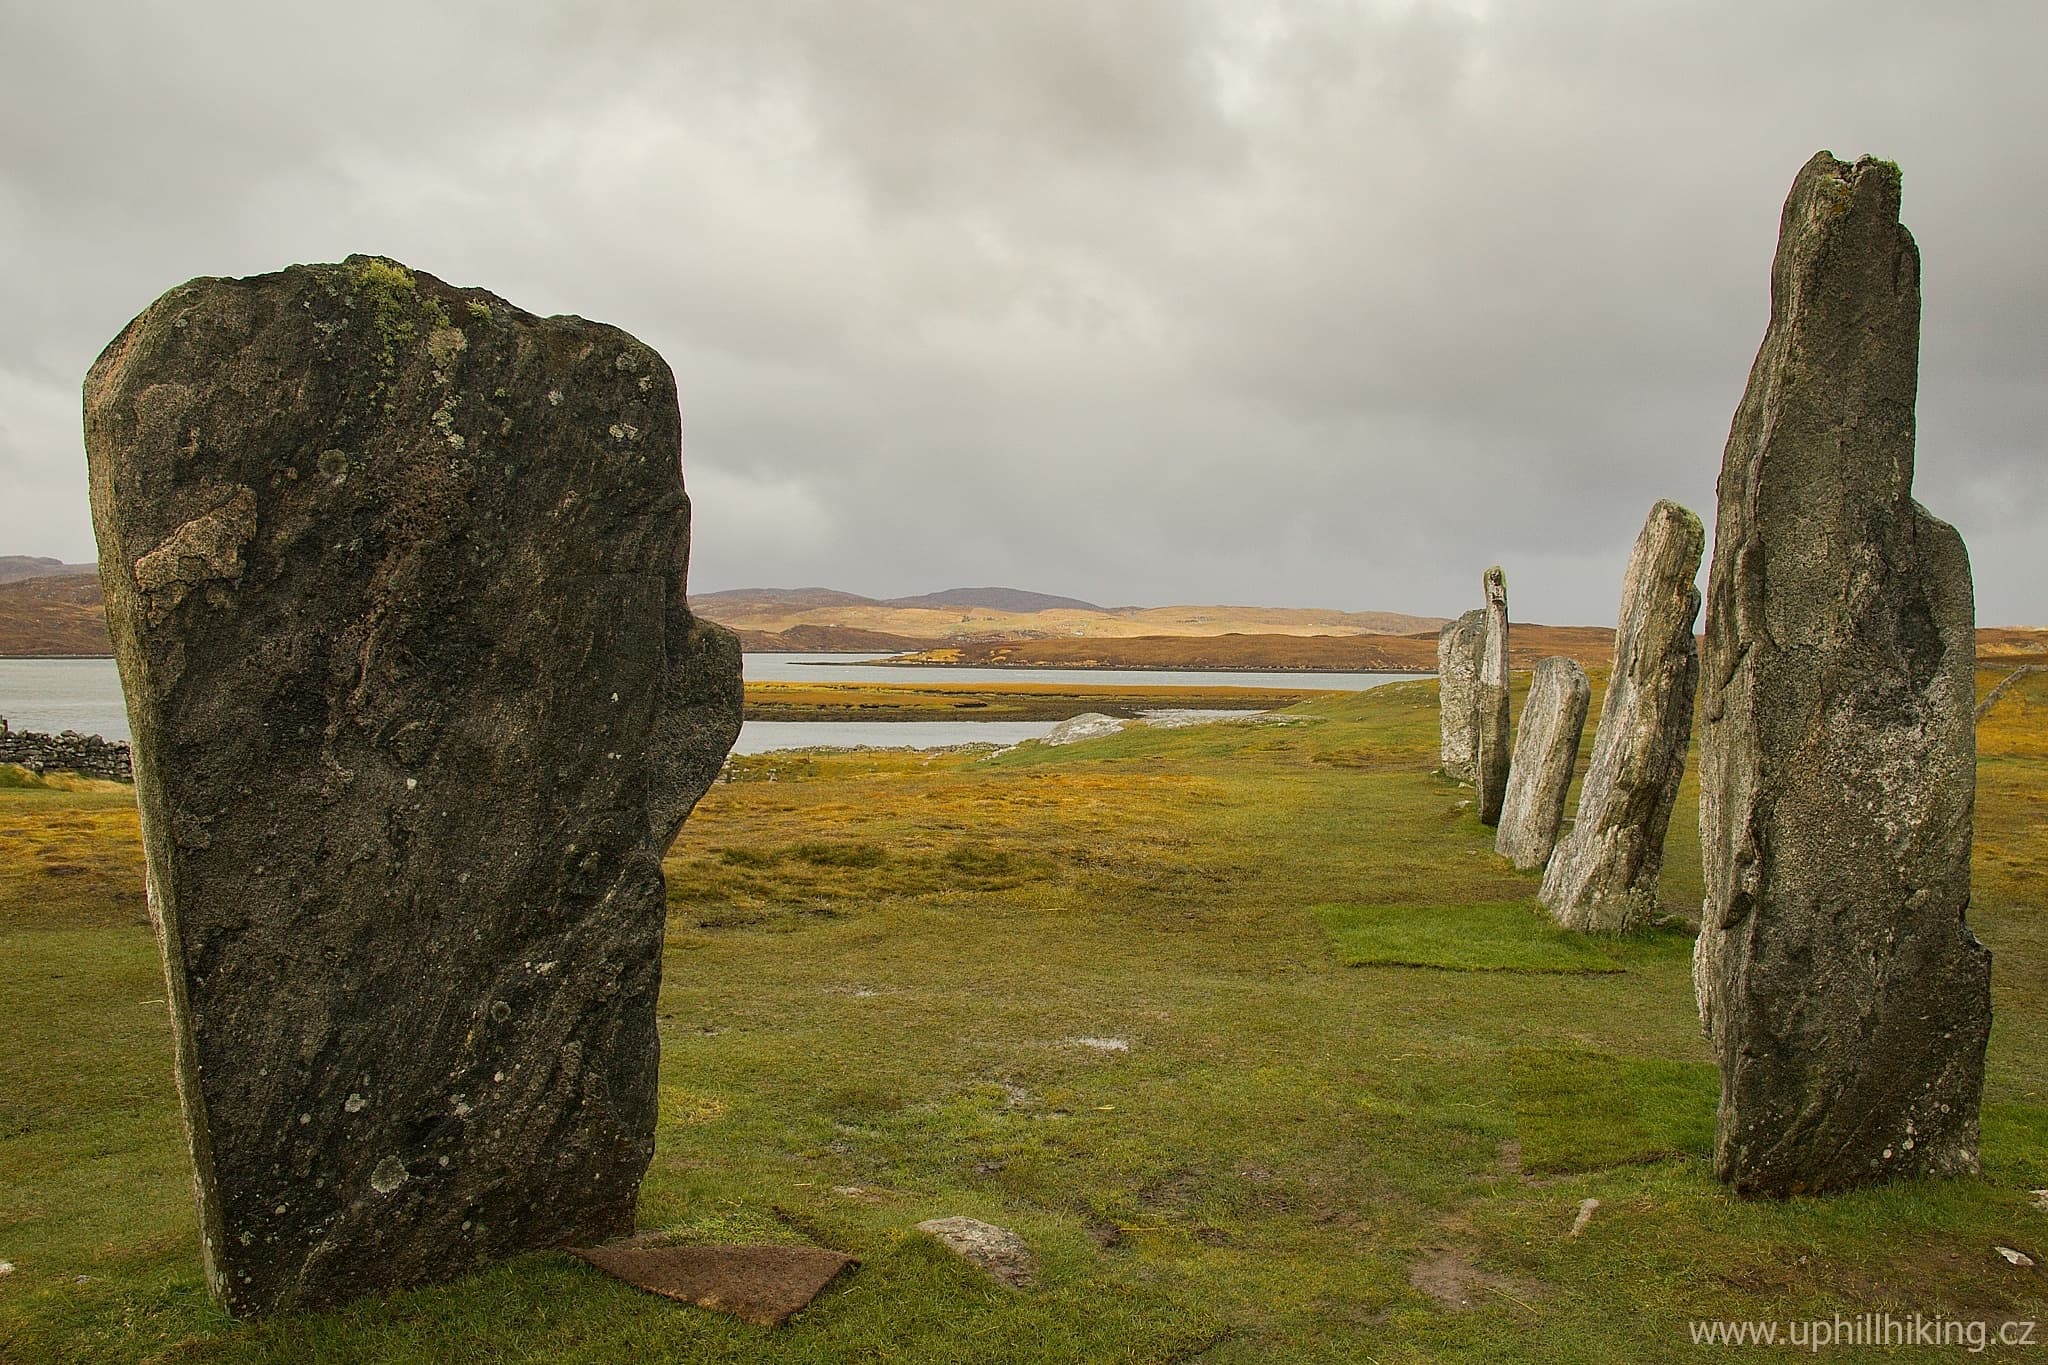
[1495,656,1589,872]
[1436,608,1485,782]
[1542,500,1702,931]
[84,257,743,1314]
[1693,156,1990,1196]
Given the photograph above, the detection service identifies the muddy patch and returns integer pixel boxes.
[1408,1251,1544,1313]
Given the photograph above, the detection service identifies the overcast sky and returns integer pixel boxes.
[2,2,2041,623]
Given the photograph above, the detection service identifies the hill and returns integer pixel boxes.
[884,586,1104,613]
[693,592,1447,645]
[688,587,883,615]
[882,626,1621,673]
[6,570,2043,670]
[0,574,113,656]
[0,556,95,585]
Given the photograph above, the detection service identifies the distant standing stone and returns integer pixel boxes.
[84,257,744,1313]
[1694,154,1990,1196]
[1475,567,1511,825]
[1436,608,1486,781]
[1494,657,1590,871]
[1541,501,1703,931]
[915,1217,1038,1288]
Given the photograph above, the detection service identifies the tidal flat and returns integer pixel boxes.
[2,673,2045,1361]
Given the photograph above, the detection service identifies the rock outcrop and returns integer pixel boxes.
[1494,657,1590,871]
[1693,155,1990,1196]
[84,257,743,1313]
[1043,712,1129,746]
[1436,608,1485,781]
[1475,567,1511,825]
[1541,501,1703,931]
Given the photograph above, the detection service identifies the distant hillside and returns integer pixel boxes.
[881,628,1622,674]
[0,556,95,585]
[689,585,1106,615]
[692,590,1448,644]
[731,625,937,653]
[688,587,881,614]
[0,574,111,656]
[1979,628,2048,664]
[7,566,2041,669]
[885,587,1104,613]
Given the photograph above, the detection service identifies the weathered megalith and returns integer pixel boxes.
[1475,567,1511,825]
[1693,154,1990,1196]
[1541,501,1703,931]
[1436,608,1486,781]
[1494,657,1590,871]
[84,257,744,1313]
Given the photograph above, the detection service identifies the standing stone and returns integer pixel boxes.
[84,257,744,1314]
[1475,567,1511,825]
[1494,657,1590,870]
[1541,501,1703,931]
[1693,154,1990,1196]
[1436,608,1486,781]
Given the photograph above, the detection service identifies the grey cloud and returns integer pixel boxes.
[2,0,2041,624]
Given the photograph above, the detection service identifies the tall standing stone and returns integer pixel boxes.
[1436,608,1486,781]
[1694,155,1990,1196]
[1541,501,1703,932]
[1494,656,1590,871]
[1475,567,1511,825]
[84,257,744,1313]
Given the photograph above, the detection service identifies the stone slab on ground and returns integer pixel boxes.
[571,1242,857,1328]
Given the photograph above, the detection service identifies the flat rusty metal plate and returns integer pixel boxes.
[570,1242,857,1327]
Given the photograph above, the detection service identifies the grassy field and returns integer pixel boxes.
[2,672,2046,1361]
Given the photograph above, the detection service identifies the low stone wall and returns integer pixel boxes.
[0,715,133,782]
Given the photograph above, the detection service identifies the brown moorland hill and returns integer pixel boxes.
[730,625,938,653]
[1978,628,2048,664]
[881,627,1622,673]
[693,592,1447,643]
[0,574,111,656]
[3,571,2042,670]
[0,556,96,584]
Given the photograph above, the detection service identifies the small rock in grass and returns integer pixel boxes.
[915,1216,1037,1288]
[1994,1246,2035,1268]
[0,1261,13,1276]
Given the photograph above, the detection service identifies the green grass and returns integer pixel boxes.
[1315,901,1622,974]
[2,672,2046,1361]
[1509,1049,1718,1173]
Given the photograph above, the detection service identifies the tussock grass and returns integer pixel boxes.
[1,672,2045,1361]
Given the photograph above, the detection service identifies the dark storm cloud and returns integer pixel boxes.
[2,0,2042,621]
